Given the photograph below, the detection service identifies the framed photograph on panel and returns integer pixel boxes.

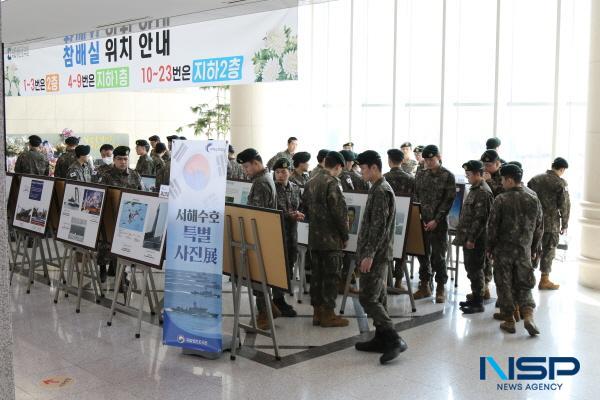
[111,190,169,268]
[56,182,107,250]
[225,179,253,205]
[12,175,55,235]
[392,195,413,259]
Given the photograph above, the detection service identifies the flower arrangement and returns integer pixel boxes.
[6,136,27,157]
[60,128,74,140]
[4,64,21,97]
[253,25,298,82]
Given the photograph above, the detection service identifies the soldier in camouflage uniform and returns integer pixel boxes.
[413,145,456,303]
[54,136,80,178]
[309,149,330,178]
[93,144,113,170]
[486,137,507,165]
[400,142,418,175]
[227,145,246,180]
[304,151,350,328]
[480,149,503,293]
[273,158,305,317]
[339,150,369,191]
[14,135,50,176]
[454,161,493,314]
[527,157,570,290]
[354,150,408,364]
[487,164,543,336]
[134,139,156,176]
[237,148,279,330]
[97,146,143,190]
[414,145,426,175]
[289,151,311,187]
[148,135,160,158]
[66,145,93,182]
[267,137,297,171]
[385,149,415,289]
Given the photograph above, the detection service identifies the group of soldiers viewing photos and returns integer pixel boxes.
[14,133,570,365]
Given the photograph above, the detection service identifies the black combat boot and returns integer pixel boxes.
[379,328,408,365]
[355,327,385,353]
[461,294,485,314]
[273,297,297,317]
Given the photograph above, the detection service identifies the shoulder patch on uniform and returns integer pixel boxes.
[69,172,77,177]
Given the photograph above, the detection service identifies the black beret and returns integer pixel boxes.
[65,136,80,146]
[400,142,412,149]
[148,135,160,142]
[75,145,91,157]
[28,135,42,147]
[273,158,291,170]
[413,145,424,154]
[356,150,381,165]
[422,145,440,159]
[317,149,331,162]
[237,148,260,164]
[155,143,167,153]
[500,164,522,180]
[166,135,178,141]
[340,150,356,162]
[292,151,311,164]
[486,137,501,149]
[228,145,235,154]
[552,157,569,169]
[507,161,522,169]
[136,139,150,147]
[113,146,130,157]
[387,149,404,163]
[99,144,114,152]
[178,136,187,140]
[326,151,345,167]
[481,149,500,163]
[462,160,484,172]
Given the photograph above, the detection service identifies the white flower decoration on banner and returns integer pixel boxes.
[282,51,298,79]
[262,58,281,82]
[265,28,287,56]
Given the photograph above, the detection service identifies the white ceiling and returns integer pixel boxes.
[1,0,323,48]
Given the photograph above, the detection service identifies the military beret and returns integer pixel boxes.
[340,150,356,162]
[65,136,80,146]
[99,144,114,152]
[272,158,291,170]
[136,139,150,147]
[148,135,160,142]
[28,135,42,147]
[292,151,311,164]
[500,164,522,180]
[237,148,261,164]
[75,145,91,157]
[228,145,235,154]
[326,151,345,167]
[178,136,187,140]
[356,150,382,165]
[155,143,167,153]
[387,149,404,163]
[481,149,500,163]
[552,157,569,169]
[166,135,178,141]
[422,145,440,159]
[317,149,331,162]
[343,142,354,147]
[486,137,501,149]
[413,145,424,154]
[462,160,484,172]
[507,161,522,169]
[400,142,412,149]
[113,146,130,157]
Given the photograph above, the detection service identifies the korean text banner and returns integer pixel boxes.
[163,140,228,353]
[4,8,298,96]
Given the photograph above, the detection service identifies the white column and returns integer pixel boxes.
[579,0,600,290]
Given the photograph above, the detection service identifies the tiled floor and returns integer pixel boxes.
[8,246,599,400]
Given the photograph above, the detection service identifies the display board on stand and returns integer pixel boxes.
[225,179,252,205]
[448,184,466,232]
[12,175,55,235]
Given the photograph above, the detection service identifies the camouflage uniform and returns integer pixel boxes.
[66,161,93,183]
[135,154,156,176]
[275,180,302,285]
[267,150,294,171]
[357,178,396,329]
[289,170,310,187]
[486,170,504,198]
[487,186,543,316]
[415,166,456,284]
[384,167,415,279]
[93,163,112,183]
[340,170,369,192]
[152,155,165,173]
[453,180,493,297]
[14,150,49,176]
[54,149,77,178]
[305,170,349,310]
[227,158,246,180]
[309,164,324,179]
[527,170,570,273]
[155,160,171,189]
[97,165,143,190]
[401,159,418,175]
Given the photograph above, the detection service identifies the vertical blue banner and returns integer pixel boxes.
[163,140,228,352]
